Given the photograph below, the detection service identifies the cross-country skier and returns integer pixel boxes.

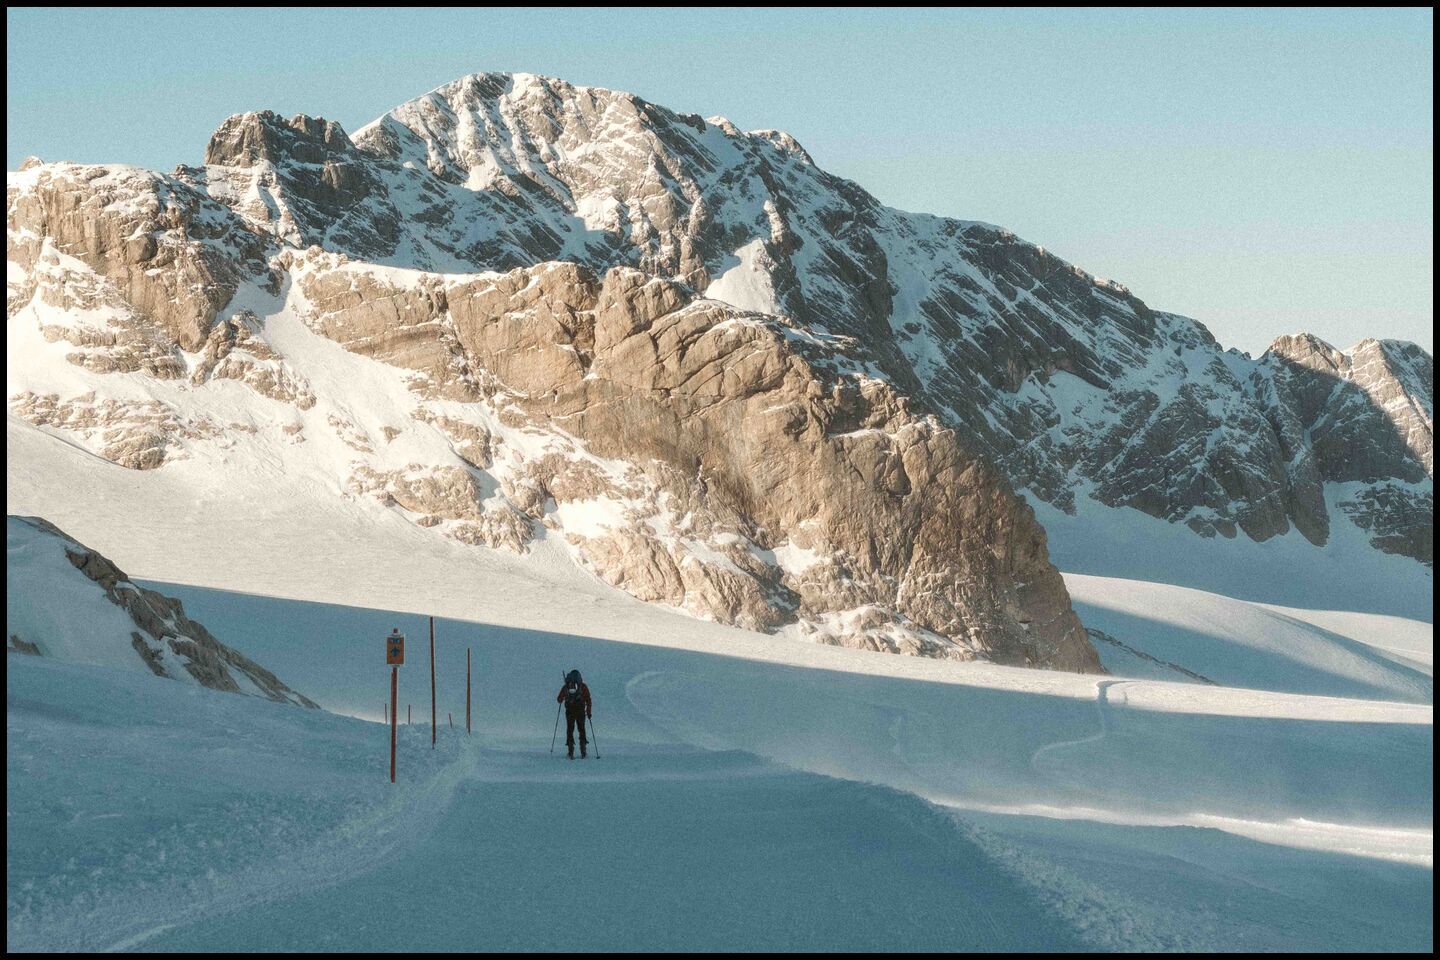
[556,669,592,759]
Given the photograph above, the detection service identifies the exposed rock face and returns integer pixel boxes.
[291,254,1094,666]
[9,391,230,469]
[7,161,269,352]
[190,110,400,255]
[8,71,1429,667]
[6,516,317,707]
[529,265,1091,666]
[1259,335,1433,564]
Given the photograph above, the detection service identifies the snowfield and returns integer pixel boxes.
[6,414,1434,951]
[1067,573,1431,702]
[7,605,1431,951]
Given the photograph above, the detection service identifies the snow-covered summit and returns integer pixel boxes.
[300,73,1439,566]
[5,71,1431,669]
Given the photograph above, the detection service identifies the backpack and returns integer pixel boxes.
[563,681,585,708]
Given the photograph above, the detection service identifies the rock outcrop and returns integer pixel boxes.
[1258,335,1432,564]
[6,516,318,707]
[7,161,269,352]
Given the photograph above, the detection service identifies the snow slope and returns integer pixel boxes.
[7,519,155,673]
[6,414,1433,949]
[1066,574,1432,701]
[1033,493,1432,622]
[9,414,1430,707]
[1256,604,1434,672]
[6,515,316,705]
[8,597,1432,951]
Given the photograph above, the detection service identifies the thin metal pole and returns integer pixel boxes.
[466,648,472,734]
[389,667,398,783]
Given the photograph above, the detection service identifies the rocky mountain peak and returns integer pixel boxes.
[189,109,392,253]
[7,70,1432,674]
[204,110,356,168]
[1264,332,1347,371]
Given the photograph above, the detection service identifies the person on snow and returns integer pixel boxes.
[556,669,592,759]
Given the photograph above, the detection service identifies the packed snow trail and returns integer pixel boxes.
[136,744,1086,952]
[118,581,1437,857]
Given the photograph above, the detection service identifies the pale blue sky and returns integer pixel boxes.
[7,7,1432,354]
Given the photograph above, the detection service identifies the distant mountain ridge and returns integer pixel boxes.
[5,71,1430,669]
[185,73,1433,565]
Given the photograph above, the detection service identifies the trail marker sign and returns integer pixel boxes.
[387,628,405,784]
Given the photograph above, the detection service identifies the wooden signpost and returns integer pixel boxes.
[386,628,405,783]
[430,616,437,750]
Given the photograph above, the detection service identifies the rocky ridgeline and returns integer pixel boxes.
[7,516,317,706]
[6,72,1431,669]
[181,73,1431,567]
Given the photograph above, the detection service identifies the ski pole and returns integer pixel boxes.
[587,714,600,759]
[550,700,562,754]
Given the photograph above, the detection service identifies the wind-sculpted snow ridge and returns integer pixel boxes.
[5,515,317,706]
[5,71,1429,668]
